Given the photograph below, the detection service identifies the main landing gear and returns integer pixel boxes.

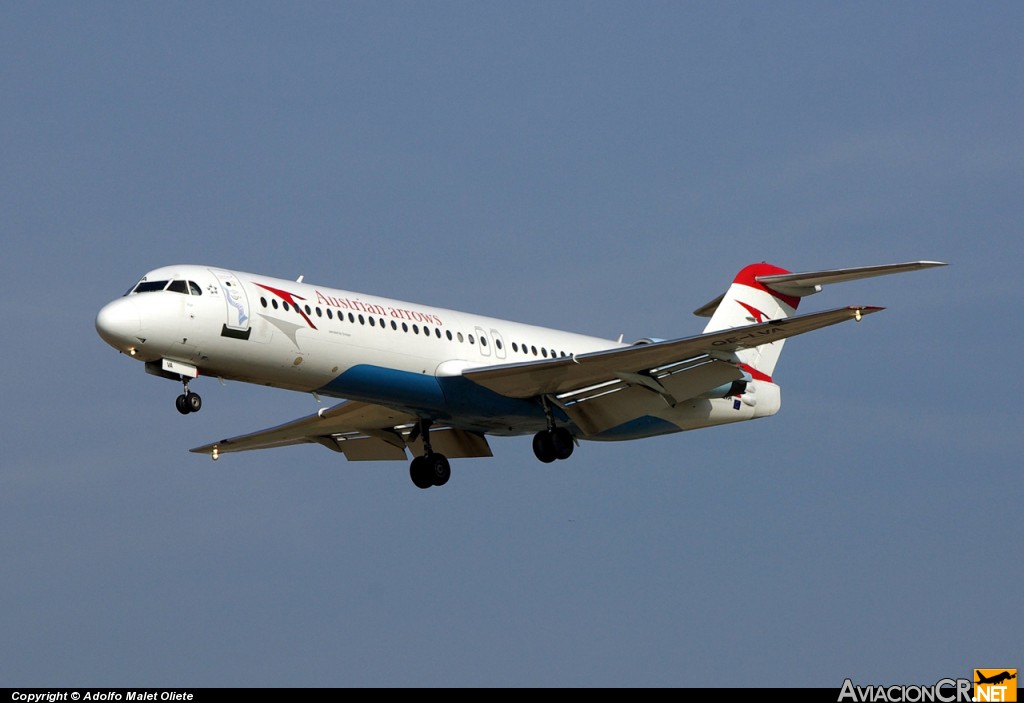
[175,378,202,415]
[532,396,575,463]
[408,419,451,489]
[532,427,574,463]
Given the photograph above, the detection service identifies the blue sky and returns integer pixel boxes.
[2,2,1020,687]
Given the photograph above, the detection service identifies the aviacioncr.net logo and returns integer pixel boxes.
[838,678,973,702]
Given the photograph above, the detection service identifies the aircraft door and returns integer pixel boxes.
[210,269,252,338]
[490,328,507,361]
[474,326,491,358]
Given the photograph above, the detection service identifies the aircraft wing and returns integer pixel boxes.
[190,399,493,461]
[463,305,882,399]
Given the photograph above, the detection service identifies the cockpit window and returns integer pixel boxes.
[129,279,203,295]
[133,280,169,293]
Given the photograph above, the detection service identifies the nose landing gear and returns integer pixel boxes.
[175,379,202,415]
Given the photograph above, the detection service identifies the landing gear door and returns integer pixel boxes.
[210,269,251,334]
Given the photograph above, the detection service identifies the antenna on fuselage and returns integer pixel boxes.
[296,275,304,283]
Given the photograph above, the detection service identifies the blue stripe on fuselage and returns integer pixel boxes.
[318,364,446,411]
[316,364,553,430]
[317,365,682,441]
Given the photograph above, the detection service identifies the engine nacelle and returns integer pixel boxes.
[631,337,667,345]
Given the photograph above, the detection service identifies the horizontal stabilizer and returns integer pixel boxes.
[756,261,947,297]
[694,261,946,317]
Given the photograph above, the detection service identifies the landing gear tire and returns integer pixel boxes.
[428,453,451,486]
[176,394,191,415]
[410,453,451,488]
[533,428,574,463]
[176,392,202,414]
[551,427,574,460]
[532,431,556,463]
[410,456,433,489]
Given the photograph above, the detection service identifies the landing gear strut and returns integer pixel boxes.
[175,378,202,415]
[408,419,451,489]
[532,396,575,463]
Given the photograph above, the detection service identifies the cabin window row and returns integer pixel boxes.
[257,297,572,359]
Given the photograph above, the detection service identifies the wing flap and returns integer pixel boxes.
[465,306,882,399]
[190,400,419,457]
[406,428,494,459]
[337,437,409,461]
[191,399,494,461]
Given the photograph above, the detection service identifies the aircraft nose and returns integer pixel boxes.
[96,297,141,351]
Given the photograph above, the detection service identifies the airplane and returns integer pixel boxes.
[976,671,1017,686]
[95,260,946,488]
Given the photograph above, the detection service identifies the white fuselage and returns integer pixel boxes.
[96,264,778,441]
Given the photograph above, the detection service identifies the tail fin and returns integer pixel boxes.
[699,263,800,378]
[694,260,947,379]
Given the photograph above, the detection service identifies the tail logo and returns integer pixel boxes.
[737,300,769,323]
